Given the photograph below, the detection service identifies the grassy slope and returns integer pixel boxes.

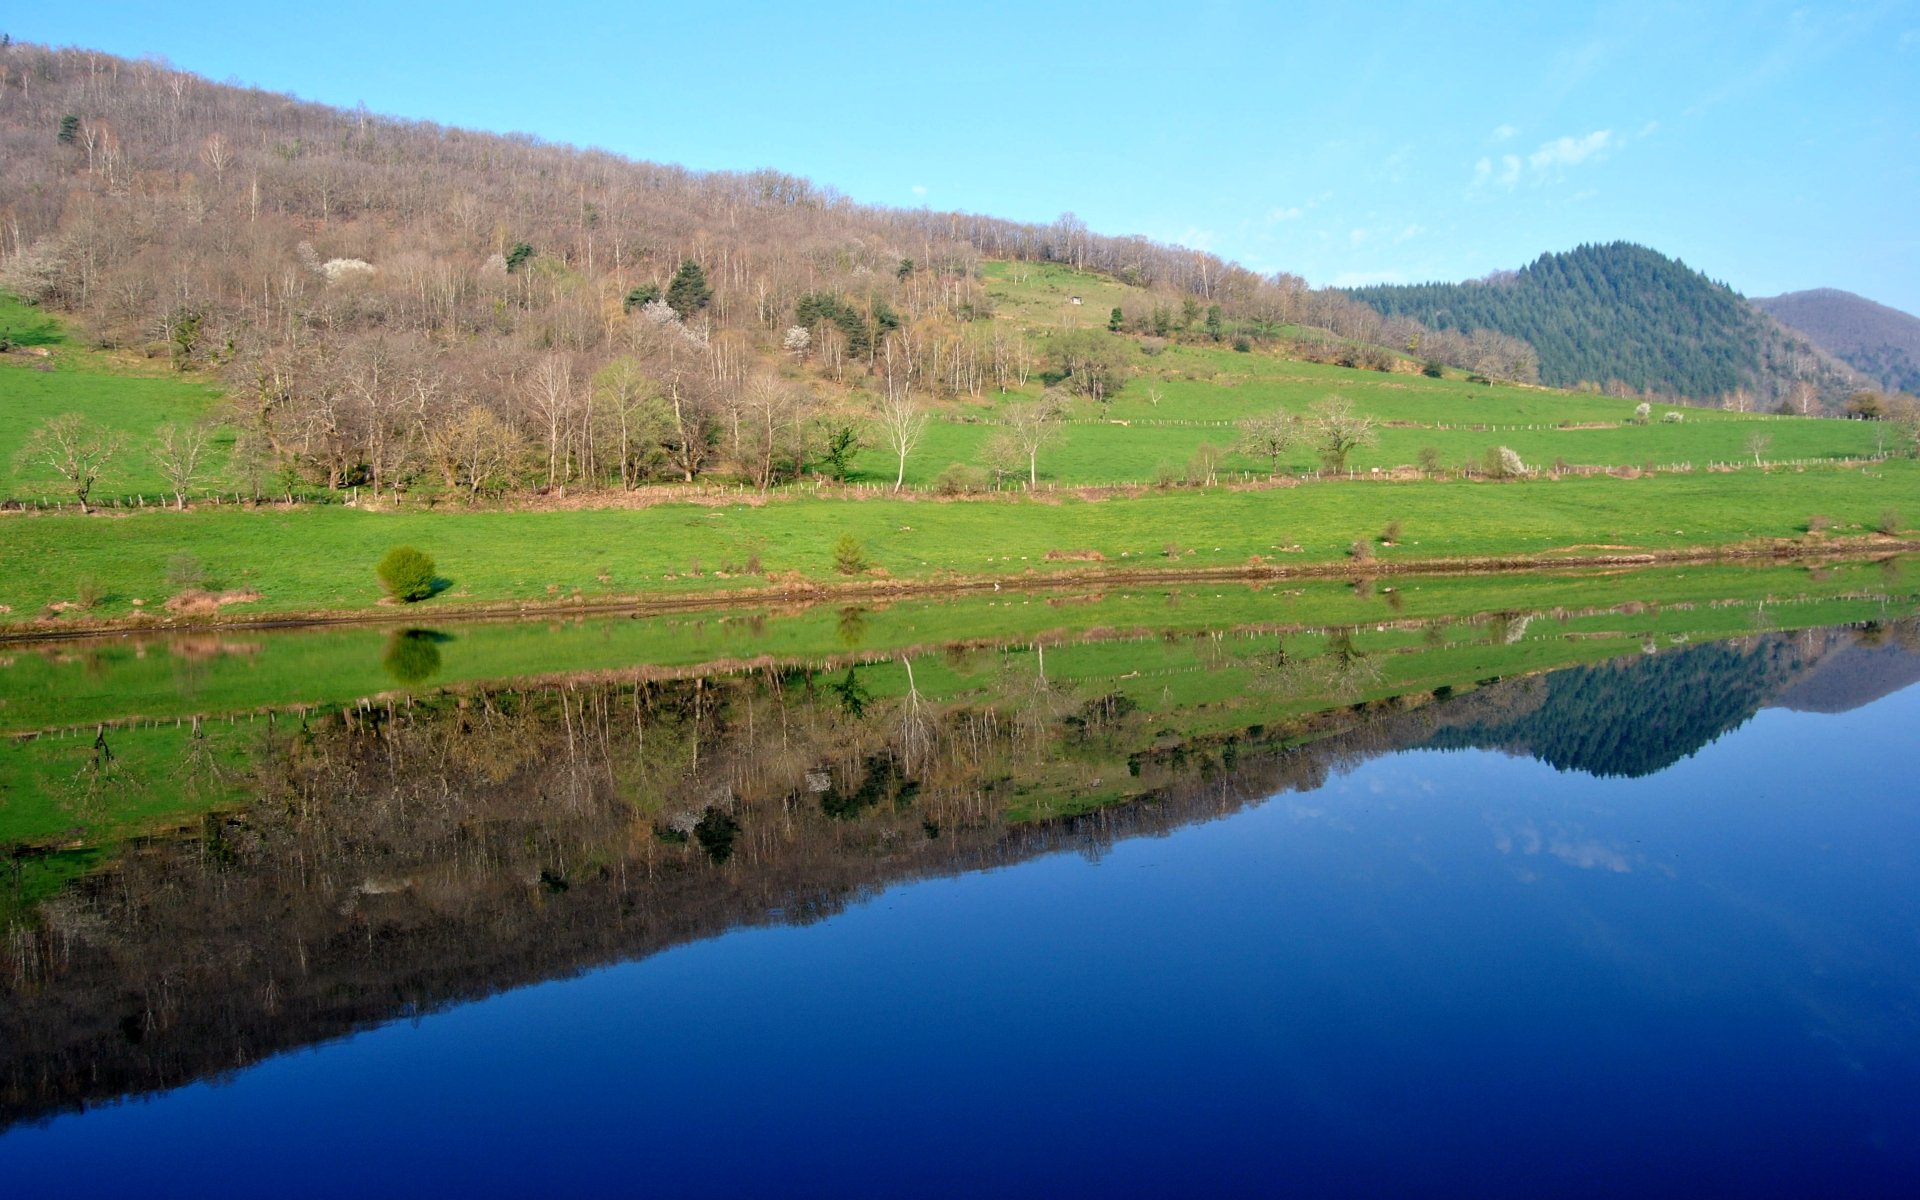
[845,267,1882,486]
[1,294,229,499]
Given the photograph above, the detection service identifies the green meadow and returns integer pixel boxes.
[2,293,229,500]
[3,462,1915,627]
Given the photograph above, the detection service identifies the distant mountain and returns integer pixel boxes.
[1752,289,1920,395]
[1343,243,1857,407]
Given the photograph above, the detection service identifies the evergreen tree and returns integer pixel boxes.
[666,259,713,318]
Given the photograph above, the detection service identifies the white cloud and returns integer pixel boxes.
[1268,205,1304,222]
[1349,228,1369,245]
[1491,123,1519,142]
[1175,227,1217,251]
[1529,129,1615,171]
[1473,130,1615,191]
[1394,224,1424,244]
[910,184,927,197]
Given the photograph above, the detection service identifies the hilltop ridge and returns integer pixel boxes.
[1342,243,1860,410]
[1752,288,1920,396]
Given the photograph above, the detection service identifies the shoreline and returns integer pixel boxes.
[7,534,1913,645]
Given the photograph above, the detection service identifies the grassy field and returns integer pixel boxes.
[2,461,1916,629]
[1,294,229,500]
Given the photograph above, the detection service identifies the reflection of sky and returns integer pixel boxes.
[4,689,1918,1196]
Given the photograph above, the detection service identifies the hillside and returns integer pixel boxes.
[1342,243,1858,409]
[0,39,1546,507]
[1753,288,1920,395]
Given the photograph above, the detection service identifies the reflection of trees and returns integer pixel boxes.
[4,625,1913,1127]
[1251,631,1382,704]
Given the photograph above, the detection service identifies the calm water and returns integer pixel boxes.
[3,593,1918,1195]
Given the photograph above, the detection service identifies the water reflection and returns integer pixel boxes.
[3,614,1918,1137]
[380,628,453,685]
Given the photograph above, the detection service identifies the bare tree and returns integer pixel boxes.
[1306,395,1378,474]
[994,391,1066,487]
[874,371,930,493]
[18,414,124,511]
[1745,431,1772,468]
[524,355,575,490]
[431,406,522,503]
[152,421,213,508]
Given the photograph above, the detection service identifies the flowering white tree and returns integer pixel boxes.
[782,325,811,357]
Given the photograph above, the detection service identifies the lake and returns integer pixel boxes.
[2,562,1917,1196]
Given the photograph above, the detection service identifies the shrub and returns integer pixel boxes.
[1878,508,1902,536]
[377,545,438,602]
[1806,514,1831,536]
[1662,410,1684,423]
[75,577,104,609]
[1496,446,1528,477]
[1349,540,1373,562]
[832,534,868,575]
[1421,360,1444,379]
[1380,520,1403,545]
[933,462,989,495]
[1417,446,1441,475]
[1232,335,1252,353]
[165,552,207,591]
[1162,541,1187,559]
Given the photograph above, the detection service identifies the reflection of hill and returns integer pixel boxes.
[1768,626,1920,713]
[1422,624,1920,777]
[5,624,1919,1126]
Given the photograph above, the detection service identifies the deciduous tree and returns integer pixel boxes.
[1306,395,1377,474]
[19,414,124,512]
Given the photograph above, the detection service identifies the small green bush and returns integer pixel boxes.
[377,545,438,601]
[833,534,868,575]
[1878,508,1902,536]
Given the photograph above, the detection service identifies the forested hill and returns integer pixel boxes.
[1753,289,1920,395]
[0,38,1491,497]
[1343,243,1856,408]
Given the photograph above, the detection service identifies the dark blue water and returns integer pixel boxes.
[3,687,1917,1196]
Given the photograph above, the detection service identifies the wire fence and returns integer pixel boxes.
[2,453,1896,515]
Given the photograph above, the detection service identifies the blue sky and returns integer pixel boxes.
[15,2,1920,312]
